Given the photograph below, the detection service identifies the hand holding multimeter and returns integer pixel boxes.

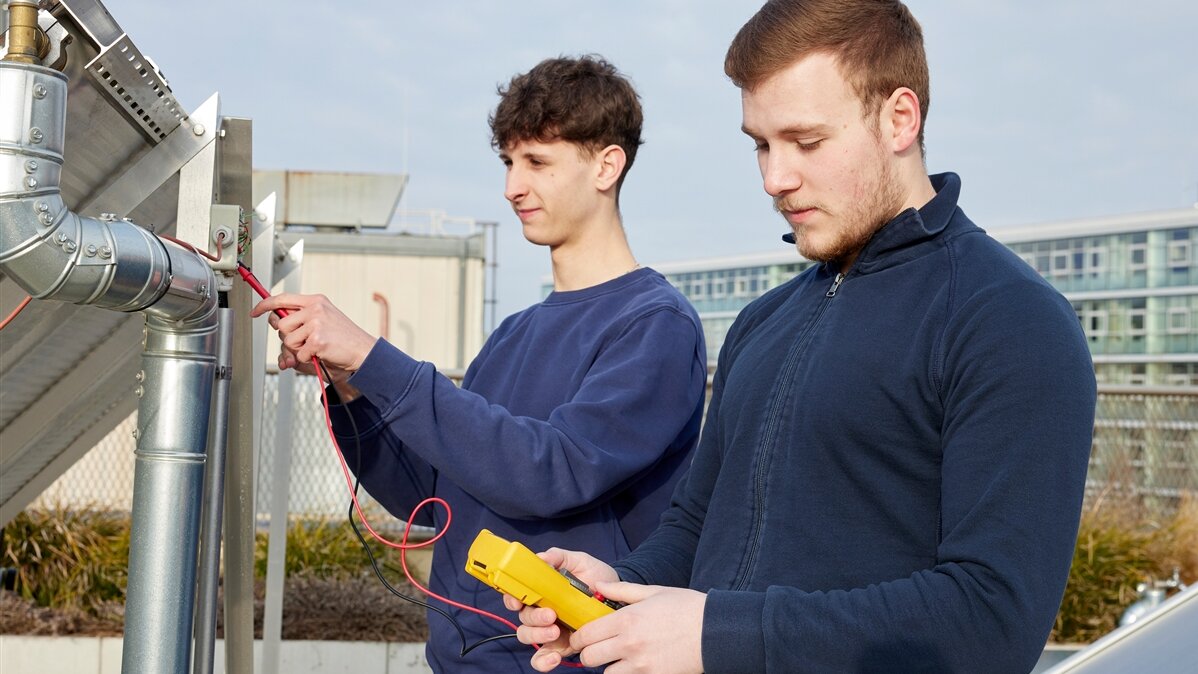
[466,529,624,631]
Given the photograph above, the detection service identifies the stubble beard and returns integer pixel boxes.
[777,151,905,266]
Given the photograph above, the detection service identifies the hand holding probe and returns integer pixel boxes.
[236,262,287,317]
[237,261,339,383]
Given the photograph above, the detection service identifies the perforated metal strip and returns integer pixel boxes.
[85,33,190,142]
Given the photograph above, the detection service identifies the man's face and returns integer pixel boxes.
[500,138,601,248]
[741,53,904,266]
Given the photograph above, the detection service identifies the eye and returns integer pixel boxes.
[798,139,823,151]
[752,141,768,153]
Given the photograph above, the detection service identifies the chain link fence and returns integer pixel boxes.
[256,373,396,525]
[30,384,1198,525]
[1086,387,1198,518]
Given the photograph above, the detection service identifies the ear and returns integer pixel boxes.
[594,144,627,192]
[882,87,922,154]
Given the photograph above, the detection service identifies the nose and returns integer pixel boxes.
[504,167,527,203]
[761,148,802,198]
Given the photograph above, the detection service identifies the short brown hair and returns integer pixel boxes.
[489,55,644,191]
[726,0,930,153]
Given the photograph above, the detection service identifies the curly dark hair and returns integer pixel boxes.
[489,55,644,191]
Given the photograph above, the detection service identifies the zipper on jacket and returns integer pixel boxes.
[825,272,845,298]
[733,273,842,591]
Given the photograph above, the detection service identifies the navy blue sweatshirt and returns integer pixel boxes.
[331,267,706,673]
[614,174,1096,673]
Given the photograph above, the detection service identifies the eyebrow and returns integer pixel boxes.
[741,123,834,138]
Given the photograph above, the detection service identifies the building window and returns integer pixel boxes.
[1052,252,1070,275]
[1128,309,1147,336]
[1129,364,1148,386]
[1167,240,1190,268]
[1085,310,1109,337]
[1167,363,1198,386]
[1128,243,1147,271]
[1167,307,1190,334]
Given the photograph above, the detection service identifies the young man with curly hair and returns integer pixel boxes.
[253,55,706,672]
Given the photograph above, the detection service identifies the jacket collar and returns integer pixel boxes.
[847,172,976,275]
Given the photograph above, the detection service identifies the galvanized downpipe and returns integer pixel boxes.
[1,4,219,672]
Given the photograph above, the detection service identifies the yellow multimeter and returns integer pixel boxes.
[465,529,619,631]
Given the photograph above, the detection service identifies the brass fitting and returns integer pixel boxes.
[3,0,49,64]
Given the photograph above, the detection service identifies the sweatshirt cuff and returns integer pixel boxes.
[325,388,384,440]
[611,563,647,585]
[702,589,767,673]
[346,338,425,413]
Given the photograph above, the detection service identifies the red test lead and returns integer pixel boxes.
[236,262,288,318]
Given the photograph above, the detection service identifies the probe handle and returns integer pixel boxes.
[237,263,289,318]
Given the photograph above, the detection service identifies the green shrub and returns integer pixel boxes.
[253,518,404,580]
[2,506,130,615]
[1052,496,1198,643]
[7,499,1194,645]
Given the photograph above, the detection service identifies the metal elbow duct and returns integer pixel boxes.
[0,59,217,327]
[3,19,224,672]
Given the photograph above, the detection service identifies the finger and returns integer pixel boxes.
[267,292,310,307]
[503,594,524,612]
[529,649,562,672]
[519,605,559,628]
[535,548,568,570]
[250,295,291,318]
[578,637,621,670]
[252,294,309,319]
[283,321,318,364]
[249,298,273,318]
[516,622,562,647]
[571,611,619,650]
[593,580,658,605]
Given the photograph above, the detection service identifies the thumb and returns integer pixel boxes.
[593,580,659,605]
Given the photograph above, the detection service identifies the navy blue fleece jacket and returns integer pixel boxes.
[330,267,706,673]
[613,174,1096,673]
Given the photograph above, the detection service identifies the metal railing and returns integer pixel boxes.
[31,379,1198,523]
[1086,386,1198,518]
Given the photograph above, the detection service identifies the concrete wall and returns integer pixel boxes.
[0,636,1089,673]
[0,637,432,674]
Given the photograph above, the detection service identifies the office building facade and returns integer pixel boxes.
[647,207,1198,386]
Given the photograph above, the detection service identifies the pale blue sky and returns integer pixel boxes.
[109,0,1198,321]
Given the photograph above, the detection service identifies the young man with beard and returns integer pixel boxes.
[509,2,1096,672]
[252,55,706,673]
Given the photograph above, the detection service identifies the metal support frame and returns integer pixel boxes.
[81,93,220,217]
[217,115,256,674]
[262,244,303,674]
[253,193,312,674]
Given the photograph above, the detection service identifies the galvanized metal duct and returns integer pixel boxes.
[0,64,214,321]
[2,7,220,671]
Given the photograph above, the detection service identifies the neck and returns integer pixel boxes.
[835,167,938,274]
[550,214,638,292]
[904,173,938,213]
